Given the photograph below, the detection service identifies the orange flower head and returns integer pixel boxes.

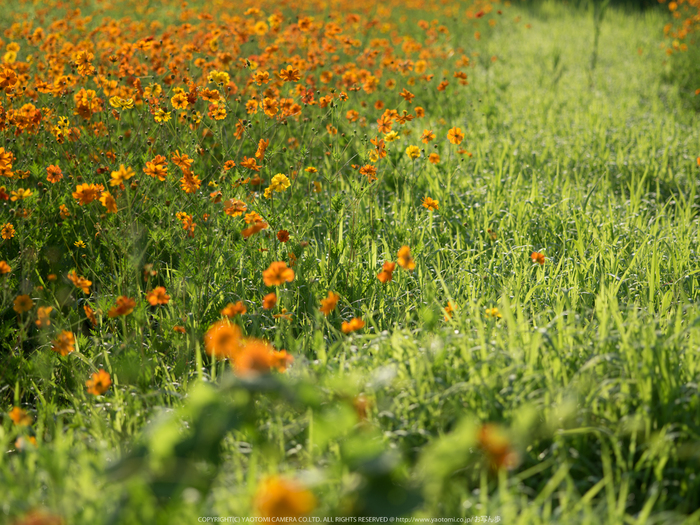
[9,406,32,426]
[263,261,295,287]
[270,350,294,373]
[377,261,396,284]
[422,196,439,211]
[477,423,520,470]
[447,127,465,145]
[233,339,277,377]
[341,317,365,334]
[263,292,277,310]
[36,306,53,328]
[52,331,75,356]
[277,230,290,243]
[204,320,242,359]
[2,223,16,239]
[0,260,11,274]
[146,286,170,306]
[221,301,247,317]
[254,476,317,518]
[397,246,416,271]
[320,291,339,315]
[72,183,104,205]
[46,165,63,183]
[14,294,34,314]
[531,251,545,265]
[86,369,111,396]
[68,271,92,294]
[108,296,136,317]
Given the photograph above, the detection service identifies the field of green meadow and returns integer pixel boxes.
[2,0,700,522]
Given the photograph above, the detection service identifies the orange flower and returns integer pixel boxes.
[444,301,457,320]
[242,221,269,238]
[221,301,247,317]
[146,286,170,306]
[277,230,290,242]
[108,296,136,317]
[320,291,339,315]
[341,317,365,334]
[68,270,92,294]
[13,294,34,314]
[143,155,168,181]
[447,127,464,145]
[531,251,545,265]
[377,261,396,283]
[254,476,316,518]
[233,339,276,377]
[270,349,294,372]
[9,406,32,426]
[428,153,440,164]
[99,191,118,213]
[263,292,277,310]
[224,199,247,217]
[86,369,111,396]
[84,304,97,326]
[360,164,378,182]
[477,423,520,470]
[52,331,75,356]
[0,260,11,274]
[204,320,242,359]
[255,138,269,160]
[36,306,53,328]
[2,223,16,239]
[241,156,261,172]
[422,196,439,211]
[397,246,415,270]
[421,129,435,143]
[46,165,63,183]
[173,325,186,334]
[263,261,295,286]
[72,183,104,205]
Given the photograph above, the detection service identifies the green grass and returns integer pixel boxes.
[2,1,700,523]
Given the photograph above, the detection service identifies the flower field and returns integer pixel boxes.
[2,0,700,522]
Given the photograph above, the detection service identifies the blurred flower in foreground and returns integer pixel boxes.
[205,320,241,359]
[51,331,75,356]
[319,291,339,315]
[530,251,545,265]
[11,510,63,525]
[86,370,111,396]
[9,406,32,426]
[397,246,415,270]
[342,317,365,334]
[476,423,520,471]
[254,475,316,518]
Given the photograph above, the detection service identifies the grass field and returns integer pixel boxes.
[2,0,700,523]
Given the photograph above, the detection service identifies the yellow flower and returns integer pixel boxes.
[405,145,421,159]
[74,240,86,248]
[208,70,230,85]
[110,165,135,187]
[384,131,400,142]
[268,174,291,192]
[154,108,171,122]
[10,188,32,201]
[485,307,502,318]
